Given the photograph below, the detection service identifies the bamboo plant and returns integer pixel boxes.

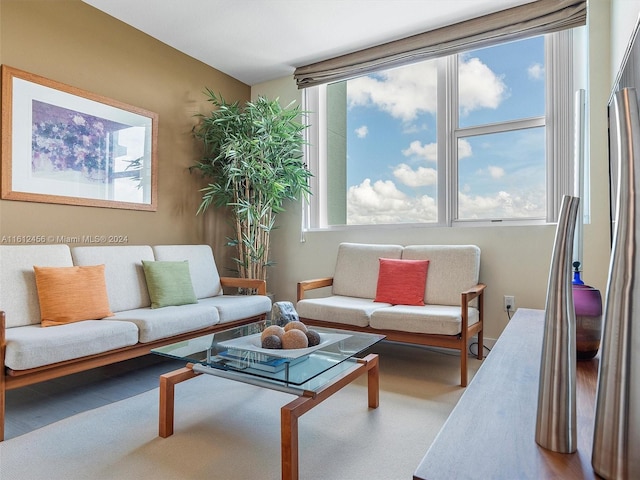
[191,90,311,283]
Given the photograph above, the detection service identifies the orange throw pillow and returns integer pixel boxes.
[374,258,429,306]
[34,265,114,327]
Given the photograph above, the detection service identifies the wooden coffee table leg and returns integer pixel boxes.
[281,396,304,480]
[159,365,198,438]
[280,353,380,480]
[364,354,379,408]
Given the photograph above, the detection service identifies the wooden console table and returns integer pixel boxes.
[413,308,600,479]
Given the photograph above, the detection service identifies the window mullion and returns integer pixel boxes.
[440,55,457,226]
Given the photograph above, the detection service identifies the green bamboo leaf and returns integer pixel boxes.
[191,92,312,282]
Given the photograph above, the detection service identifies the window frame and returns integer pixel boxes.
[303,29,579,231]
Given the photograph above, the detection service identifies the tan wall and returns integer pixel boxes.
[0,0,249,272]
[252,8,614,342]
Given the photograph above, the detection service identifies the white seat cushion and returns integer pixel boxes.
[198,295,272,324]
[4,320,139,370]
[370,305,480,336]
[297,296,391,328]
[112,303,220,343]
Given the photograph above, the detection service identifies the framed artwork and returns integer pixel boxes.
[1,65,158,210]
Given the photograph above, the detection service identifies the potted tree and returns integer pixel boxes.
[191,89,311,285]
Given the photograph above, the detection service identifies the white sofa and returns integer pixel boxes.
[296,243,485,387]
[0,244,271,440]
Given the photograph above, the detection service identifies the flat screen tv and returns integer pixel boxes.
[609,17,640,245]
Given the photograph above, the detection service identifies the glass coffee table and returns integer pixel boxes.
[152,321,385,480]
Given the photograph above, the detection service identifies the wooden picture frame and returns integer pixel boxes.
[1,65,158,211]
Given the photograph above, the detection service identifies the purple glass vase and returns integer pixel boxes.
[571,281,603,360]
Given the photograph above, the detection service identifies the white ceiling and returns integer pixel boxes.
[82,0,536,86]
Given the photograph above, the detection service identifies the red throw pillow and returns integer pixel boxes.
[374,258,429,306]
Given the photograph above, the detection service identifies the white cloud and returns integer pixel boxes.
[345,180,545,224]
[488,165,505,179]
[393,163,437,187]
[347,62,438,122]
[355,125,369,138]
[402,123,429,134]
[457,189,545,219]
[458,138,473,159]
[346,179,437,224]
[402,140,437,162]
[347,56,507,122]
[458,57,507,116]
[402,139,471,161]
[528,63,544,80]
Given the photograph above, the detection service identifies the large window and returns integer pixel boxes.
[304,30,584,229]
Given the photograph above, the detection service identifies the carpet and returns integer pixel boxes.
[0,343,481,480]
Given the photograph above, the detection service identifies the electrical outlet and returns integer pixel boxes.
[504,295,515,312]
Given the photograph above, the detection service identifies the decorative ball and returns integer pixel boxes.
[261,325,285,342]
[261,334,282,349]
[281,329,309,349]
[305,329,321,347]
[284,321,308,333]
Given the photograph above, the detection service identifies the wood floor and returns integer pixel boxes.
[4,355,185,441]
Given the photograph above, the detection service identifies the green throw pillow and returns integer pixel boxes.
[142,260,198,309]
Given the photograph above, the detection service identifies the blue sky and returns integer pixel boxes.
[341,35,546,224]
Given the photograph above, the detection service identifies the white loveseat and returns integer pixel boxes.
[0,244,271,440]
[296,243,485,387]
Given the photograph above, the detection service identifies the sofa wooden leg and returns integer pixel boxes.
[460,348,468,387]
[1,310,5,442]
[0,381,5,442]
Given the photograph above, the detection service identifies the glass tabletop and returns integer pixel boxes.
[152,321,385,390]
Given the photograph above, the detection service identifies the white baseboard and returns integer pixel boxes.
[380,336,498,358]
[468,335,497,356]
[473,335,497,349]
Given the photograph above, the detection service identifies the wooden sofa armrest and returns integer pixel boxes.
[459,283,485,359]
[461,283,486,304]
[220,277,267,296]
[297,277,334,302]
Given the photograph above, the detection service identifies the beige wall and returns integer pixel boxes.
[0,0,249,272]
[252,4,615,343]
